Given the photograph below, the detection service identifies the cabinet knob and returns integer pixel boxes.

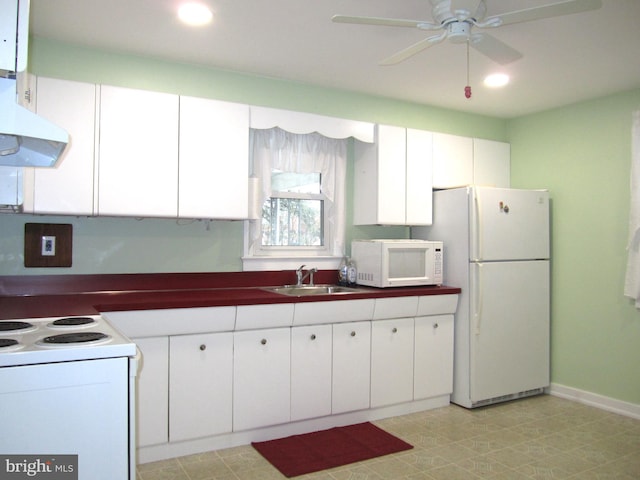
[433,323,439,329]
[199,344,206,351]
[261,338,267,345]
[350,331,356,337]
[310,334,316,340]
[392,327,398,333]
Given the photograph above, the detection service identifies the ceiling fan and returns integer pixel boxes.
[332,0,602,66]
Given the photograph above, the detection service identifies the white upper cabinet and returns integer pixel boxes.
[23,77,97,215]
[473,138,510,188]
[432,132,473,189]
[433,133,510,189]
[179,96,249,219]
[98,85,179,217]
[406,128,433,225]
[354,124,433,226]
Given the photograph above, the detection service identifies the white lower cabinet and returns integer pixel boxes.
[233,327,291,431]
[331,321,371,414]
[120,294,457,463]
[370,317,415,408]
[414,314,454,399]
[134,336,169,447]
[169,332,233,442]
[291,324,332,421]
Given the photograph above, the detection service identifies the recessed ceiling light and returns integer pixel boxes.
[178,2,213,26]
[484,73,510,88]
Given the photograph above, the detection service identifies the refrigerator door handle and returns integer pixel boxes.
[472,188,482,262]
[474,263,484,335]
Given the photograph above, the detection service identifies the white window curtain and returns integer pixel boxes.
[624,109,640,307]
[248,127,347,257]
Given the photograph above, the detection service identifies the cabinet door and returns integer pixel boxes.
[25,77,97,215]
[179,96,249,219]
[406,128,433,225]
[134,336,169,447]
[290,324,332,421]
[332,321,371,414]
[414,315,454,399]
[233,328,291,431]
[371,318,415,408]
[98,85,179,217]
[377,124,408,224]
[432,133,473,188]
[169,332,233,442]
[473,138,510,187]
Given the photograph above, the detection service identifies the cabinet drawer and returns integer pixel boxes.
[373,297,419,320]
[235,303,294,330]
[293,299,375,326]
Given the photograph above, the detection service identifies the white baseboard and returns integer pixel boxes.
[548,383,640,420]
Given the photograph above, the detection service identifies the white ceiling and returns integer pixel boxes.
[30,0,640,118]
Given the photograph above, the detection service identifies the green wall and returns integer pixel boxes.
[508,89,640,405]
[1,38,639,406]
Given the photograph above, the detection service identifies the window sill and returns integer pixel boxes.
[242,256,342,272]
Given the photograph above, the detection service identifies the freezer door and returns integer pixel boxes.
[469,260,550,404]
[470,187,549,261]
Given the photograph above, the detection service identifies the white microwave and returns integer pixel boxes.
[351,239,443,288]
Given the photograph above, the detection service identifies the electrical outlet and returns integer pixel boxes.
[41,236,56,256]
[24,223,72,267]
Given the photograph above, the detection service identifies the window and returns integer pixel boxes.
[262,171,324,247]
[244,128,347,270]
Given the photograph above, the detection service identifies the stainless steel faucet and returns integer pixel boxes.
[295,265,318,287]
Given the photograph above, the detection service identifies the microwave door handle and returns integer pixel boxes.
[473,263,483,335]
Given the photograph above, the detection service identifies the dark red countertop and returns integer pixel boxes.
[0,272,461,320]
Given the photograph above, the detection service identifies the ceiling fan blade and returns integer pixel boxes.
[379,33,446,66]
[331,15,437,29]
[486,0,602,27]
[473,0,487,22]
[470,33,523,64]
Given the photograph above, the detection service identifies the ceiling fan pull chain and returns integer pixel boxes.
[465,40,472,99]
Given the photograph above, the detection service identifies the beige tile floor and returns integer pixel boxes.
[136,395,640,480]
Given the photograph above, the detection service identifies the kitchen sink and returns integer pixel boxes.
[263,284,365,297]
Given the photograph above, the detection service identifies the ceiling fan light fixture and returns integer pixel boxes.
[484,73,509,88]
[178,2,213,26]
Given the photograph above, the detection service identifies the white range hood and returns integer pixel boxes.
[0,0,69,167]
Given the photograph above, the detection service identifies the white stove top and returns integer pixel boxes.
[0,315,137,367]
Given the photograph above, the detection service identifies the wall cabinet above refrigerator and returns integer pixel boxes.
[432,134,510,189]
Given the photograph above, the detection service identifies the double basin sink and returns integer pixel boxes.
[263,284,366,297]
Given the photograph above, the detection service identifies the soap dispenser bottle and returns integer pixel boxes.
[347,257,357,286]
[338,257,349,286]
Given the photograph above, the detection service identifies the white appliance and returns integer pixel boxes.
[412,186,550,408]
[0,315,138,479]
[351,239,443,287]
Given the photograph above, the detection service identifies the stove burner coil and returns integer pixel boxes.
[0,338,19,348]
[0,321,35,332]
[51,317,97,326]
[42,332,110,344]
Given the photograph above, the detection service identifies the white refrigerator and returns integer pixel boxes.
[412,186,550,408]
